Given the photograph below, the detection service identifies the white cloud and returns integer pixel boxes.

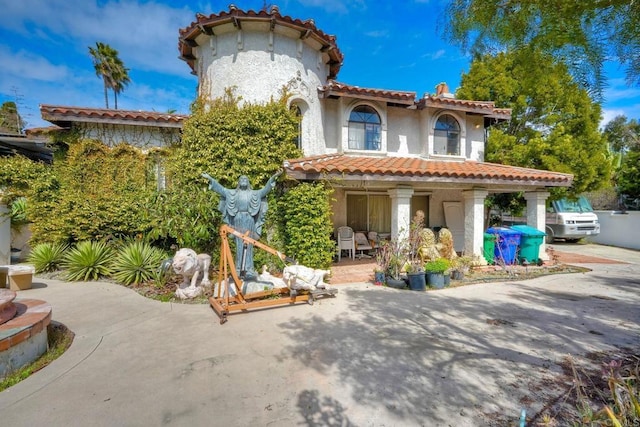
[0,0,195,76]
[294,0,366,14]
[0,46,69,82]
[420,49,446,60]
[365,30,389,38]
[604,78,640,103]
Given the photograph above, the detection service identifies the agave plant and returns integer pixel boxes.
[111,240,168,286]
[27,242,68,273]
[63,241,114,281]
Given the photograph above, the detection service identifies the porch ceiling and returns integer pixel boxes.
[283,154,573,189]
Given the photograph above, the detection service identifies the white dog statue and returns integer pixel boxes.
[172,248,211,299]
[282,265,331,291]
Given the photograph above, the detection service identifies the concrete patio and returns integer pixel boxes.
[0,243,638,426]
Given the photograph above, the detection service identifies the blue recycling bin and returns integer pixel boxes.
[486,227,522,265]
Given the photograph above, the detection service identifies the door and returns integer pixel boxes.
[442,201,465,253]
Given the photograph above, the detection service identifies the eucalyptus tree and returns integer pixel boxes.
[443,0,640,98]
[88,42,130,109]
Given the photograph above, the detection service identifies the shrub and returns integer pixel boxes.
[424,258,452,274]
[278,182,335,269]
[62,241,114,281]
[27,242,68,273]
[111,240,169,285]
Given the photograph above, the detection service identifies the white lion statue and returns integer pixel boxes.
[172,248,211,299]
[282,265,331,291]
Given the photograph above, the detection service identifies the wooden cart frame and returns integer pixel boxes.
[209,225,337,324]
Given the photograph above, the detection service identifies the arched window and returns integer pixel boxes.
[433,114,460,155]
[290,104,302,149]
[348,105,381,151]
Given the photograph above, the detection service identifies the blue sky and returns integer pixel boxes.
[1,0,638,130]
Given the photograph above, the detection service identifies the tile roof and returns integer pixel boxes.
[320,82,512,118]
[40,105,187,128]
[418,95,512,118]
[284,154,572,187]
[179,5,344,79]
[319,81,416,105]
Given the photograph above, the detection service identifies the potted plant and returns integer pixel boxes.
[373,242,391,285]
[425,258,451,289]
[405,261,426,291]
[451,255,473,280]
[381,238,408,289]
[404,211,427,290]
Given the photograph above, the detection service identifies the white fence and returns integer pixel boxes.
[590,210,640,250]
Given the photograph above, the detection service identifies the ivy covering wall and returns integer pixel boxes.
[3,91,337,272]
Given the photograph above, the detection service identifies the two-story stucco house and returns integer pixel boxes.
[41,5,572,262]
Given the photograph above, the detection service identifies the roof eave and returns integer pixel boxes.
[285,169,572,187]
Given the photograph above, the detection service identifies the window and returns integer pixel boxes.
[433,114,460,155]
[348,106,381,151]
[290,104,302,149]
[347,194,391,233]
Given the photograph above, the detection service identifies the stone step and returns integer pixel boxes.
[0,289,17,325]
[0,298,52,377]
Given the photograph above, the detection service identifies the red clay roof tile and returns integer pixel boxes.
[179,6,344,79]
[40,105,187,126]
[284,154,572,186]
[320,81,416,104]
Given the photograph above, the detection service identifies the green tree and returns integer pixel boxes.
[457,49,610,197]
[617,148,640,202]
[443,0,640,97]
[88,42,131,109]
[0,101,24,134]
[603,115,640,154]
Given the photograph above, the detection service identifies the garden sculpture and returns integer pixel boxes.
[172,248,211,299]
[418,228,440,262]
[282,265,331,291]
[202,169,283,280]
[438,228,458,260]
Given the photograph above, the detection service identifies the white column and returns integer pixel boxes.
[0,203,10,265]
[524,191,550,261]
[463,189,488,264]
[388,187,414,241]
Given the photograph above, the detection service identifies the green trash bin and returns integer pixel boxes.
[483,232,496,264]
[510,225,546,264]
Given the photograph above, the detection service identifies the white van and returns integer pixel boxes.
[545,196,600,243]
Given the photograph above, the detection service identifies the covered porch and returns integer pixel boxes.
[284,154,573,262]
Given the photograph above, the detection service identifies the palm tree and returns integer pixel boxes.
[111,65,131,110]
[88,42,130,109]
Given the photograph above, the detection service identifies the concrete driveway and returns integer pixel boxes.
[1,243,639,426]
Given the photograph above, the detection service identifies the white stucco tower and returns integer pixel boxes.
[179,5,343,155]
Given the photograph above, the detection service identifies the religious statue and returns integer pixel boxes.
[202,169,283,279]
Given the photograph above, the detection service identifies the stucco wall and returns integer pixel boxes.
[197,29,328,156]
[386,107,421,155]
[589,211,640,250]
[321,98,341,153]
[465,117,485,161]
[429,189,463,228]
[331,188,348,233]
[79,123,180,149]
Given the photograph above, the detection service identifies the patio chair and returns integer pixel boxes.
[337,226,355,261]
[354,231,373,259]
[367,231,380,251]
